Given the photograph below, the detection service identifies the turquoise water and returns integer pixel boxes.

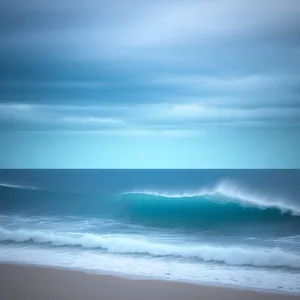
[0,170,300,293]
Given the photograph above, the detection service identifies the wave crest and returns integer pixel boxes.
[1,227,300,269]
[126,180,300,216]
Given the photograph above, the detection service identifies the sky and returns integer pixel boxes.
[1,0,300,168]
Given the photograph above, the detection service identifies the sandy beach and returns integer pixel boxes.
[0,263,299,300]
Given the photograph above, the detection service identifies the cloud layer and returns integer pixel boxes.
[1,0,300,134]
[1,100,299,134]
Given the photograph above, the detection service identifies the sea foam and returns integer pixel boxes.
[1,227,300,268]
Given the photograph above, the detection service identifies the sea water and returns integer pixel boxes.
[0,170,300,293]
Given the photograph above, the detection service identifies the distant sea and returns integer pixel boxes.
[1,170,300,293]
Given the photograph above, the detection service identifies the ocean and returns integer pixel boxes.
[0,170,300,294]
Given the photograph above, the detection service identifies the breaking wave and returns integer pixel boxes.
[1,180,300,226]
[126,180,300,215]
[0,227,300,269]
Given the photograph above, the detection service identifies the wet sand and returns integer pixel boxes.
[1,263,299,300]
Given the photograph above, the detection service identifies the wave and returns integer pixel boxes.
[126,180,300,216]
[1,180,300,227]
[1,227,300,269]
[0,182,37,190]
[1,179,298,215]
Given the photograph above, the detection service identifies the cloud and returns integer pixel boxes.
[1,0,300,60]
[61,116,124,126]
[156,74,287,91]
[154,73,300,108]
[107,0,300,49]
[0,0,299,135]
[1,101,299,133]
[0,103,125,130]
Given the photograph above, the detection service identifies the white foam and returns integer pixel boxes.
[1,227,300,268]
[1,245,300,294]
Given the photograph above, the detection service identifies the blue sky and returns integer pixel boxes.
[1,0,300,168]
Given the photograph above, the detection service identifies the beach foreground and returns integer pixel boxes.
[1,264,299,300]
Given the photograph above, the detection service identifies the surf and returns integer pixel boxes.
[1,226,300,269]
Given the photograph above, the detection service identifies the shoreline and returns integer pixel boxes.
[1,263,300,300]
